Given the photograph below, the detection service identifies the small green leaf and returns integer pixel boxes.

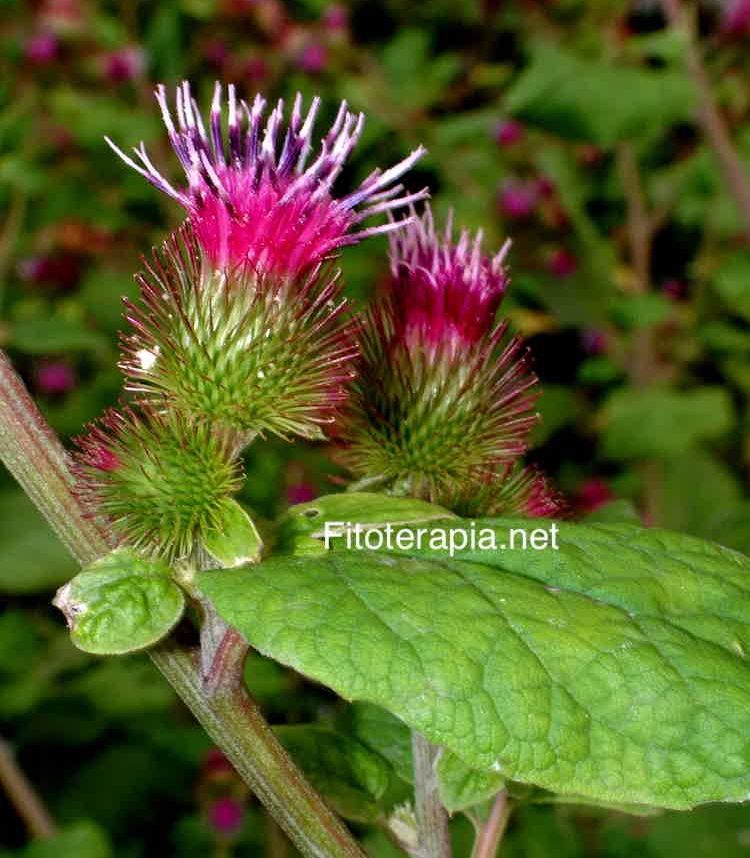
[199,520,750,809]
[276,492,456,554]
[712,253,750,322]
[203,499,263,567]
[273,725,391,822]
[54,549,184,655]
[437,751,505,812]
[19,821,112,858]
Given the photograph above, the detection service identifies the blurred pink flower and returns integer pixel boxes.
[722,0,750,35]
[35,361,76,395]
[495,119,524,148]
[298,42,327,74]
[547,248,578,279]
[25,32,58,64]
[104,46,146,83]
[661,278,687,300]
[322,4,348,31]
[208,797,244,836]
[498,180,537,219]
[581,328,607,355]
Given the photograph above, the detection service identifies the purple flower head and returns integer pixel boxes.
[107,82,427,277]
[498,180,537,220]
[208,797,244,836]
[387,206,510,355]
[323,4,348,31]
[35,361,76,395]
[547,247,578,279]
[722,0,750,35]
[25,32,58,65]
[104,46,145,83]
[661,277,687,300]
[581,328,607,355]
[298,42,328,74]
[495,119,524,148]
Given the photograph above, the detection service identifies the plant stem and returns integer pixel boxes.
[0,736,57,840]
[661,0,750,241]
[411,732,453,858]
[616,143,666,526]
[471,791,509,858]
[0,349,366,858]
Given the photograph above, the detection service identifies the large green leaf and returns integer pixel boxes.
[199,518,750,810]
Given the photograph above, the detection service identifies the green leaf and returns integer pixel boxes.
[9,317,108,354]
[437,751,505,812]
[506,42,694,147]
[203,499,263,567]
[273,725,390,822]
[276,492,456,554]
[348,702,414,784]
[53,549,185,655]
[601,386,734,460]
[199,519,750,810]
[712,253,750,322]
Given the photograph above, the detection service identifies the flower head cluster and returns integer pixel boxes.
[338,206,549,513]
[107,82,427,276]
[120,225,357,440]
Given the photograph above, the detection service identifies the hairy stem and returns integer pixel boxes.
[0,736,57,840]
[0,350,366,858]
[412,732,453,858]
[471,791,510,858]
[661,0,750,241]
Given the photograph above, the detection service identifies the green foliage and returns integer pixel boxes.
[601,386,734,460]
[505,42,694,147]
[0,489,76,594]
[199,517,750,810]
[0,822,112,858]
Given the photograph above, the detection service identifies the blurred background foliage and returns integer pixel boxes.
[1,0,750,855]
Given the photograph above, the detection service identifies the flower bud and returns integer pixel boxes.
[73,406,244,561]
[337,207,539,504]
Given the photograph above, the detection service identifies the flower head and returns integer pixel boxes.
[208,797,244,837]
[73,406,244,560]
[120,225,357,441]
[107,82,427,276]
[337,206,539,503]
[386,207,510,352]
[722,0,750,36]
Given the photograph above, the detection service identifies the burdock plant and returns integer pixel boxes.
[2,80,750,858]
